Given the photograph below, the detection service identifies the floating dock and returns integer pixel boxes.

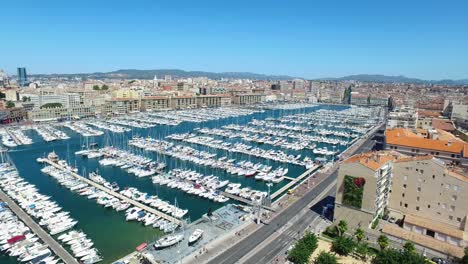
[38,158,182,225]
[0,190,80,264]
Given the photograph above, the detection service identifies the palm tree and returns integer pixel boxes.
[377,234,389,250]
[336,220,348,236]
[354,228,365,242]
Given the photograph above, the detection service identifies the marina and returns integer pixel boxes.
[0,104,384,263]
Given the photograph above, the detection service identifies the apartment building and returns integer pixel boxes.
[141,96,170,111]
[386,156,467,255]
[385,128,468,166]
[103,98,140,115]
[335,151,468,258]
[386,107,418,129]
[334,151,402,229]
[196,95,232,107]
[28,106,95,121]
[231,93,264,105]
[170,96,197,109]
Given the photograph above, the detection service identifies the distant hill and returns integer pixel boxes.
[29,70,468,85]
[30,69,295,80]
[317,74,468,85]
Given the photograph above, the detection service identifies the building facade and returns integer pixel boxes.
[335,151,468,258]
[17,67,28,87]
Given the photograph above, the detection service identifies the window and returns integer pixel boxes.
[417,196,420,201]
[452,195,457,201]
[400,202,402,206]
[416,168,419,171]
[426,229,435,237]
[416,206,420,211]
[449,215,453,220]
[432,175,435,179]
[402,193,405,197]
[451,154,455,158]
[417,187,421,192]
[403,184,407,188]
[428,204,431,209]
[436,152,440,155]
[420,169,424,174]
[457,217,462,222]
[404,203,408,208]
[450,205,455,212]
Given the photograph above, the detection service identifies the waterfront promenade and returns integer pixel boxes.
[38,158,182,225]
[0,190,79,264]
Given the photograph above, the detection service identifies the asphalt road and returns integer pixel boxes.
[208,137,376,264]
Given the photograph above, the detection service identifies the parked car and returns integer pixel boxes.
[431,257,448,264]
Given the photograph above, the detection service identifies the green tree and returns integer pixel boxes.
[287,232,319,264]
[354,242,369,261]
[377,234,389,250]
[373,248,401,264]
[92,85,100,90]
[22,96,28,102]
[354,228,365,242]
[403,241,415,254]
[331,236,355,256]
[337,220,348,236]
[373,248,427,264]
[460,247,468,264]
[101,84,109,90]
[314,251,338,264]
[0,92,5,99]
[6,101,15,108]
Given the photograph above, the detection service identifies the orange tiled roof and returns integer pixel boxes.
[417,110,441,118]
[343,151,403,171]
[386,128,467,154]
[432,118,455,132]
[404,214,465,239]
[382,224,465,258]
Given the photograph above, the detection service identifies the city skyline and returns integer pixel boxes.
[2,0,468,80]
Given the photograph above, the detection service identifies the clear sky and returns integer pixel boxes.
[1,0,467,80]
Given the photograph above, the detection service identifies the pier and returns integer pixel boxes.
[6,128,22,145]
[219,191,274,211]
[270,164,321,199]
[0,190,79,264]
[38,158,182,225]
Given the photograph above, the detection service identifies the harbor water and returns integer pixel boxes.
[1,104,359,264]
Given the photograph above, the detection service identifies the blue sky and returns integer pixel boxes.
[1,0,467,80]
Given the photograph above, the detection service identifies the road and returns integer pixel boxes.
[0,190,79,264]
[207,135,377,264]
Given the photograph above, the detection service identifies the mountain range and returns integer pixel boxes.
[29,69,468,85]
